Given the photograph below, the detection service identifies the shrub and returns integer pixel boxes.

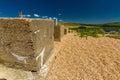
[98,29,105,36]
[78,26,87,29]
[109,31,118,35]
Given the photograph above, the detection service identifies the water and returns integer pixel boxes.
[103,27,120,32]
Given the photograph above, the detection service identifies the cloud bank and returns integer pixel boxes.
[34,14,40,17]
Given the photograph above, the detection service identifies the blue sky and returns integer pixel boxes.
[0,0,120,24]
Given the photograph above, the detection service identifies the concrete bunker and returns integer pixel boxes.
[0,18,54,71]
[64,28,68,35]
[54,25,65,41]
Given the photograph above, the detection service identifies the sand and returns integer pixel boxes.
[46,33,120,80]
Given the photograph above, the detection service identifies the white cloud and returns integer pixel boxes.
[34,14,40,17]
[59,20,62,21]
[53,17,57,19]
[49,17,52,20]
[26,15,31,17]
[44,16,48,18]
[23,14,31,17]
[42,16,48,19]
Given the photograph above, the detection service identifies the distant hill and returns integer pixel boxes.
[101,22,120,27]
[105,22,120,25]
[58,22,120,28]
[78,22,120,27]
[58,22,80,26]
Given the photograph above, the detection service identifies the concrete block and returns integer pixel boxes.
[0,18,54,71]
[68,29,74,33]
[64,28,68,35]
[54,25,64,41]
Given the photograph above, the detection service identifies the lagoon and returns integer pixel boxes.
[103,27,120,32]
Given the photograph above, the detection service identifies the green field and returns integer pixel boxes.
[70,27,120,39]
[70,27,103,38]
[59,21,120,39]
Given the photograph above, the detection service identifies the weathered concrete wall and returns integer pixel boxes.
[0,18,54,71]
[68,29,74,33]
[64,28,68,35]
[54,25,64,41]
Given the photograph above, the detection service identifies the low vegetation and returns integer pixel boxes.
[70,26,103,38]
[70,26,120,39]
[59,21,120,39]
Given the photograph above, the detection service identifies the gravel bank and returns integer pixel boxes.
[46,33,120,80]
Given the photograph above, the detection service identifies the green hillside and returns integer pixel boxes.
[101,22,120,27]
[58,22,80,28]
[59,22,80,26]
[59,21,120,28]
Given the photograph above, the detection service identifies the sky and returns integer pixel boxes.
[0,0,120,24]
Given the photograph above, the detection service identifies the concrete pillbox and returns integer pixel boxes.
[0,18,54,71]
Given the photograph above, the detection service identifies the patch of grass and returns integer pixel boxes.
[70,26,120,39]
[106,31,120,39]
[106,35,120,39]
[70,27,101,38]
